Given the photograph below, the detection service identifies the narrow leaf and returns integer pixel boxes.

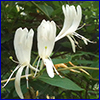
[38,72,84,91]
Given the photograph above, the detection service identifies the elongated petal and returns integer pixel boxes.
[55,5,82,41]
[43,59,54,78]
[15,66,25,99]
[14,28,34,65]
[2,65,20,88]
[48,57,63,78]
[37,19,56,59]
[24,29,34,63]
[67,35,76,53]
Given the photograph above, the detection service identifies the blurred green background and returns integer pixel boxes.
[1,1,99,99]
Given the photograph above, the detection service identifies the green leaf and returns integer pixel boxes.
[75,60,94,65]
[38,72,84,91]
[38,4,54,17]
[52,57,71,64]
[72,51,99,58]
[52,1,61,7]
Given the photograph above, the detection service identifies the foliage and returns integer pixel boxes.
[1,1,99,99]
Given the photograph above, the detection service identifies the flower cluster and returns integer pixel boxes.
[2,4,95,99]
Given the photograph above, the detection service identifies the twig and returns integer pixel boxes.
[57,66,99,71]
[1,74,32,84]
[1,66,99,84]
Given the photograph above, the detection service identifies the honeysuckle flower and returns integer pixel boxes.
[35,19,62,78]
[2,28,38,99]
[55,4,95,52]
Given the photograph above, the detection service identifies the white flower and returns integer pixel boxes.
[36,19,62,78]
[2,28,38,99]
[55,4,95,52]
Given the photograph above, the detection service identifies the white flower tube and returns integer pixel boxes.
[14,28,34,65]
[2,28,38,99]
[37,19,62,78]
[55,4,95,52]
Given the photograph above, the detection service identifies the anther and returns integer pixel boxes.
[62,76,65,78]
[9,56,19,64]
[1,86,3,88]
[27,87,29,89]
[11,70,13,72]
[77,23,86,30]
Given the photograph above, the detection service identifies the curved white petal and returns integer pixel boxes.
[15,66,25,99]
[37,19,56,59]
[48,57,63,78]
[43,59,54,78]
[65,5,82,34]
[55,5,82,41]
[14,28,34,65]
[2,65,20,88]
[24,29,34,63]
[67,35,76,53]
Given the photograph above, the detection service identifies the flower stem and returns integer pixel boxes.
[32,55,39,66]
[1,74,32,84]
[1,66,99,84]
[58,66,99,71]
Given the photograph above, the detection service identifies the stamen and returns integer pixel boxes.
[34,58,41,77]
[11,70,13,72]
[25,66,29,89]
[9,56,19,64]
[39,60,44,70]
[74,32,96,44]
[29,64,39,72]
[27,87,29,89]
[2,65,20,88]
[77,23,86,30]
[71,35,82,49]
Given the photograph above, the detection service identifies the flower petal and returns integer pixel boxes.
[15,66,25,99]
[49,57,62,78]
[43,59,54,78]
[37,20,56,59]
[14,28,34,65]
[55,5,82,41]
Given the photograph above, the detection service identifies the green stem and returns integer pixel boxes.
[1,66,99,84]
[32,55,39,66]
[58,66,99,71]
